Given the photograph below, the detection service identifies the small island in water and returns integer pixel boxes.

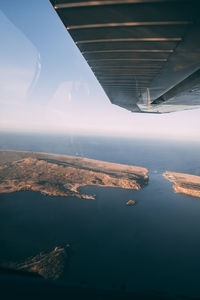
[0,150,148,199]
[163,171,200,198]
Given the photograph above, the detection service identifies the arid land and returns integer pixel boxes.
[4,245,69,280]
[0,150,149,199]
[163,171,200,198]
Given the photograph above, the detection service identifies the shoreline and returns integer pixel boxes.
[0,150,149,199]
[163,171,200,198]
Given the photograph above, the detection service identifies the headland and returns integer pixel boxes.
[163,171,200,198]
[0,150,149,199]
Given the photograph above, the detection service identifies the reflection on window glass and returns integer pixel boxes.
[0,1,200,299]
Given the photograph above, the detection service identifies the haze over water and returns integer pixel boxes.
[0,131,200,297]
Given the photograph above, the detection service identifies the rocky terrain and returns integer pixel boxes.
[163,171,200,198]
[5,246,68,280]
[126,199,136,206]
[0,150,148,199]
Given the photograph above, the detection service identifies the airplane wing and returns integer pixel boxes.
[49,0,200,113]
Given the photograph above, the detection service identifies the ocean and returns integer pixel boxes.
[0,131,200,297]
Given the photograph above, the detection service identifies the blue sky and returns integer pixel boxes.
[0,0,200,141]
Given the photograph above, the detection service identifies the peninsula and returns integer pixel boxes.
[5,245,68,280]
[0,150,148,199]
[163,171,200,198]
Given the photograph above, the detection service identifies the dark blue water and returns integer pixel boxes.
[0,132,200,297]
[0,131,199,174]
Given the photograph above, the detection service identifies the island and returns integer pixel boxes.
[4,245,68,280]
[126,200,136,206]
[0,150,149,199]
[163,171,200,198]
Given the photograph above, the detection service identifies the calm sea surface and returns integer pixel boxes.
[0,132,200,297]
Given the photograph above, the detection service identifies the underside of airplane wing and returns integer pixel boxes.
[49,0,200,113]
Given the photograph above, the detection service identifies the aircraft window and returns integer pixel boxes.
[0,1,200,298]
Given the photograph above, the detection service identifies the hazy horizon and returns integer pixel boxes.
[1,1,200,142]
[1,127,200,145]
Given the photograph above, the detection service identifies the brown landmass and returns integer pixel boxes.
[5,246,68,280]
[0,150,148,199]
[126,199,136,206]
[163,171,200,198]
